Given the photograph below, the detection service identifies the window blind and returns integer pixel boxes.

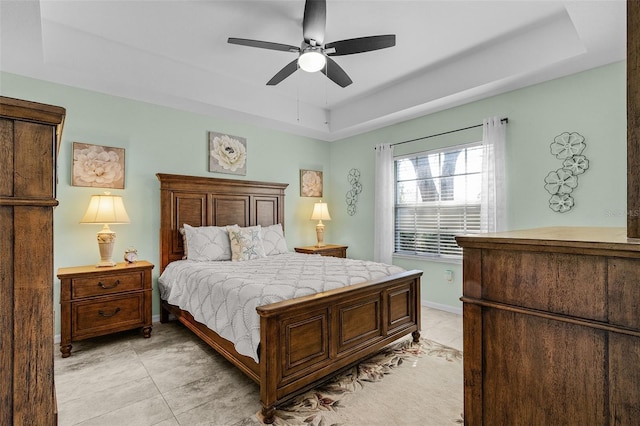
[394,143,482,258]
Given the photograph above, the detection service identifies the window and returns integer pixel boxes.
[395,143,483,259]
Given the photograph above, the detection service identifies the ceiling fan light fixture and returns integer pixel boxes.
[298,49,326,72]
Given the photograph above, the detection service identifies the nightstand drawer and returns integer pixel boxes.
[71,271,144,299]
[72,294,144,339]
[316,247,345,258]
[295,244,348,258]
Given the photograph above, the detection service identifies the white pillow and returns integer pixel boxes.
[261,223,289,256]
[227,225,267,261]
[183,224,232,261]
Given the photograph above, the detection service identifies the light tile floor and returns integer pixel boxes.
[54,306,462,426]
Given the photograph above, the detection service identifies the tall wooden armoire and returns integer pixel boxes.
[0,96,66,425]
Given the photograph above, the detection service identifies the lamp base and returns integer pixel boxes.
[96,259,117,268]
[96,226,117,267]
[315,222,326,247]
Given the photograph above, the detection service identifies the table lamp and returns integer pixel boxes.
[310,200,331,247]
[80,192,130,267]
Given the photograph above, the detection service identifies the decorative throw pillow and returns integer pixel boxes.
[179,227,188,259]
[183,224,232,261]
[227,225,267,261]
[260,223,289,256]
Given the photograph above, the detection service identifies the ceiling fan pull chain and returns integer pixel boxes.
[296,70,300,123]
[325,60,329,106]
[324,65,329,126]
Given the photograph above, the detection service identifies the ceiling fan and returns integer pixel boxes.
[227,0,395,88]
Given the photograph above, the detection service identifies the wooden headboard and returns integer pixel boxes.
[157,173,289,272]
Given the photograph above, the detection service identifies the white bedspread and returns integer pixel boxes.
[158,252,405,362]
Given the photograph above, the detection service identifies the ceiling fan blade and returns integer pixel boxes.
[321,57,352,88]
[228,37,299,52]
[302,0,326,45]
[325,35,396,56]
[266,59,299,86]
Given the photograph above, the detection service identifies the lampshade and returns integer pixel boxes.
[298,49,326,73]
[80,192,129,267]
[80,193,130,224]
[310,201,331,221]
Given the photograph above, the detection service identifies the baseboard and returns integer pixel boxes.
[53,314,162,345]
[421,300,462,316]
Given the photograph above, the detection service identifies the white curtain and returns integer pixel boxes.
[374,143,394,264]
[481,117,507,232]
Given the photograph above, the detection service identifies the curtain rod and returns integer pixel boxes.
[387,117,508,148]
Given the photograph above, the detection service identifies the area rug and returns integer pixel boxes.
[254,338,464,425]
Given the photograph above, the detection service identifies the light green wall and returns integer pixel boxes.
[1,72,331,335]
[329,61,626,312]
[1,60,626,331]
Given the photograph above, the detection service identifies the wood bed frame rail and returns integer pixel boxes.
[156,173,422,423]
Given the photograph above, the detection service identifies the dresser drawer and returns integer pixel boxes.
[71,271,144,299]
[72,293,145,339]
[481,249,607,321]
[608,258,640,329]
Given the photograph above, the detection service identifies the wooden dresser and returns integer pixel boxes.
[456,227,640,425]
[0,96,65,425]
[58,261,154,357]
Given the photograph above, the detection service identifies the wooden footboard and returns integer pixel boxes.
[257,269,421,422]
[161,269,421,424]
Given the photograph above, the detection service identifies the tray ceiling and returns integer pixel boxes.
[0,1,626,141]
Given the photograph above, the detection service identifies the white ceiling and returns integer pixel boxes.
[0,0,627,141]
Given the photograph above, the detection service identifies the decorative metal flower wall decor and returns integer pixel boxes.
[544,132,589,213]
[345,168,362,216]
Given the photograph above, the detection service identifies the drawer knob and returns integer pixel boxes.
[98,280,120,290]
[98,307,121,317]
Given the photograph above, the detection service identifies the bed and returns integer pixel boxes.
[157,173,422,424]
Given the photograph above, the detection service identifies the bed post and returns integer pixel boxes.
[261,407,276,425]
[259,309,278,424]
[160,300,170,323]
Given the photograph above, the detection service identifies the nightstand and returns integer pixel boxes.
[294,244,348,258]
[57,261,154,357]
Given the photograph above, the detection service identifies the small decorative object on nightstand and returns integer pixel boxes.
[124,247,138,263]
[295,244,348,258]
[57,260,154,358]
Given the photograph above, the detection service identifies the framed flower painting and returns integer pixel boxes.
[72,142,125,189]
[209,131,247,176]
[300,169,323,197]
